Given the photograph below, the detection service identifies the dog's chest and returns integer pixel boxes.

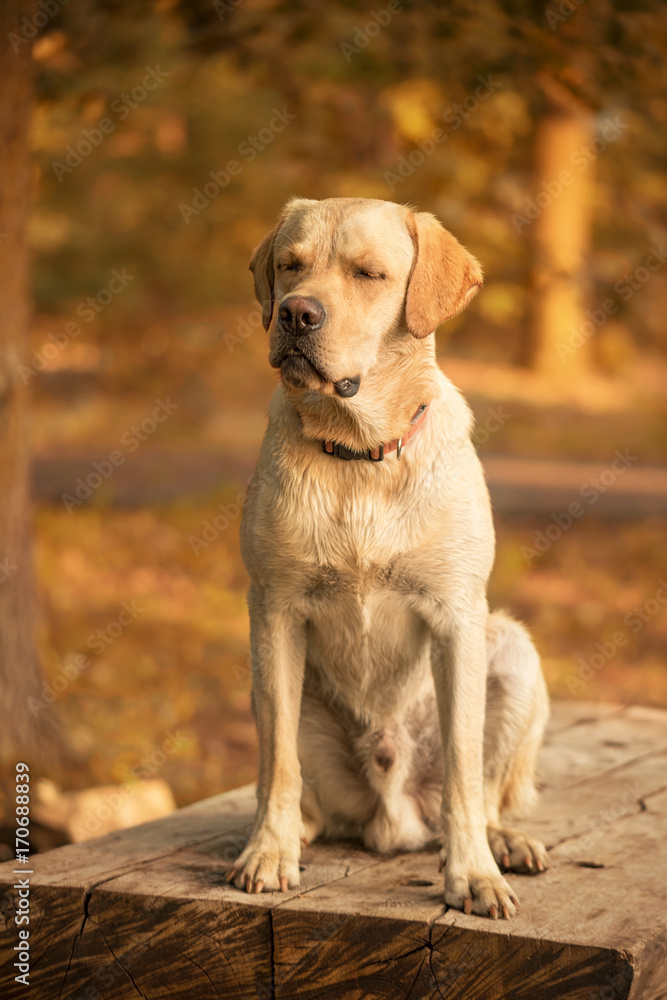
[266,462,438,703]
[297,467,425,568]
[303,557,430,704]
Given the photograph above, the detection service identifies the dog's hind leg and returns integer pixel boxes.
[299,780,325,846]
[482,611,550,875]
[297,678,376,844]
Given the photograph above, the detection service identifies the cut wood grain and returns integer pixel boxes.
[1,703,666,999]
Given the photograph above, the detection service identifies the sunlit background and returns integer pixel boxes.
[12,0,667,845]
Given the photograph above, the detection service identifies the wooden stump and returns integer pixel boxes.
[1,701,667,999]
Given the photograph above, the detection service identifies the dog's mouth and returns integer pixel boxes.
[279,351,324,390]
[275,349,361,398]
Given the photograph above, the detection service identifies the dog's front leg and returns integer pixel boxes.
[228,587,306,893]
[431,604,519,919]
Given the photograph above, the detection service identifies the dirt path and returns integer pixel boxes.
[32,450,667,516]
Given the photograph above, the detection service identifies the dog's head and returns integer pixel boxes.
[250,197,482,398]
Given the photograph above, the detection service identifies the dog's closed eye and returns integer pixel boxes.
[353,266,386,280]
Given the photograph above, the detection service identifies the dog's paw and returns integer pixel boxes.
[487,825,550,875]
[226,834,300,893]
[445,868,519,919]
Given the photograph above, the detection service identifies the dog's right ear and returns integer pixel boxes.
[249,222,281,331]
[404,211,483,339]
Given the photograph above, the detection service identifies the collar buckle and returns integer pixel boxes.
[321,440,385,461]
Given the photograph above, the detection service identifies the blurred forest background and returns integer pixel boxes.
[1,0,666,843]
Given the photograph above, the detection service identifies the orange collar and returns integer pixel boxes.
[322,403,430,462]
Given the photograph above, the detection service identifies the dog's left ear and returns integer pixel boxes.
[404,211,483,339]
[249,222,281,331]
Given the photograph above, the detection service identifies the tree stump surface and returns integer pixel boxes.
[1,701,667,999]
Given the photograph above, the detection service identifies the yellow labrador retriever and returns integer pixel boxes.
[228,197,549,919]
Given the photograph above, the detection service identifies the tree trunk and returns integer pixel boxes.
[528,84,595,375]
[0,1,53,769]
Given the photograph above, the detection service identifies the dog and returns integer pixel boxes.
[227,197,549,919]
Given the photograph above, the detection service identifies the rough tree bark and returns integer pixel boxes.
[0,0,53,769]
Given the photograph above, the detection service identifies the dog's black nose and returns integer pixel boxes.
[279,296,325,335]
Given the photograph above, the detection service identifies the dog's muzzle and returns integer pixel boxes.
[275,297,360,396]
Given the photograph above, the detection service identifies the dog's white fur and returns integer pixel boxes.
[228,197,549,919]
